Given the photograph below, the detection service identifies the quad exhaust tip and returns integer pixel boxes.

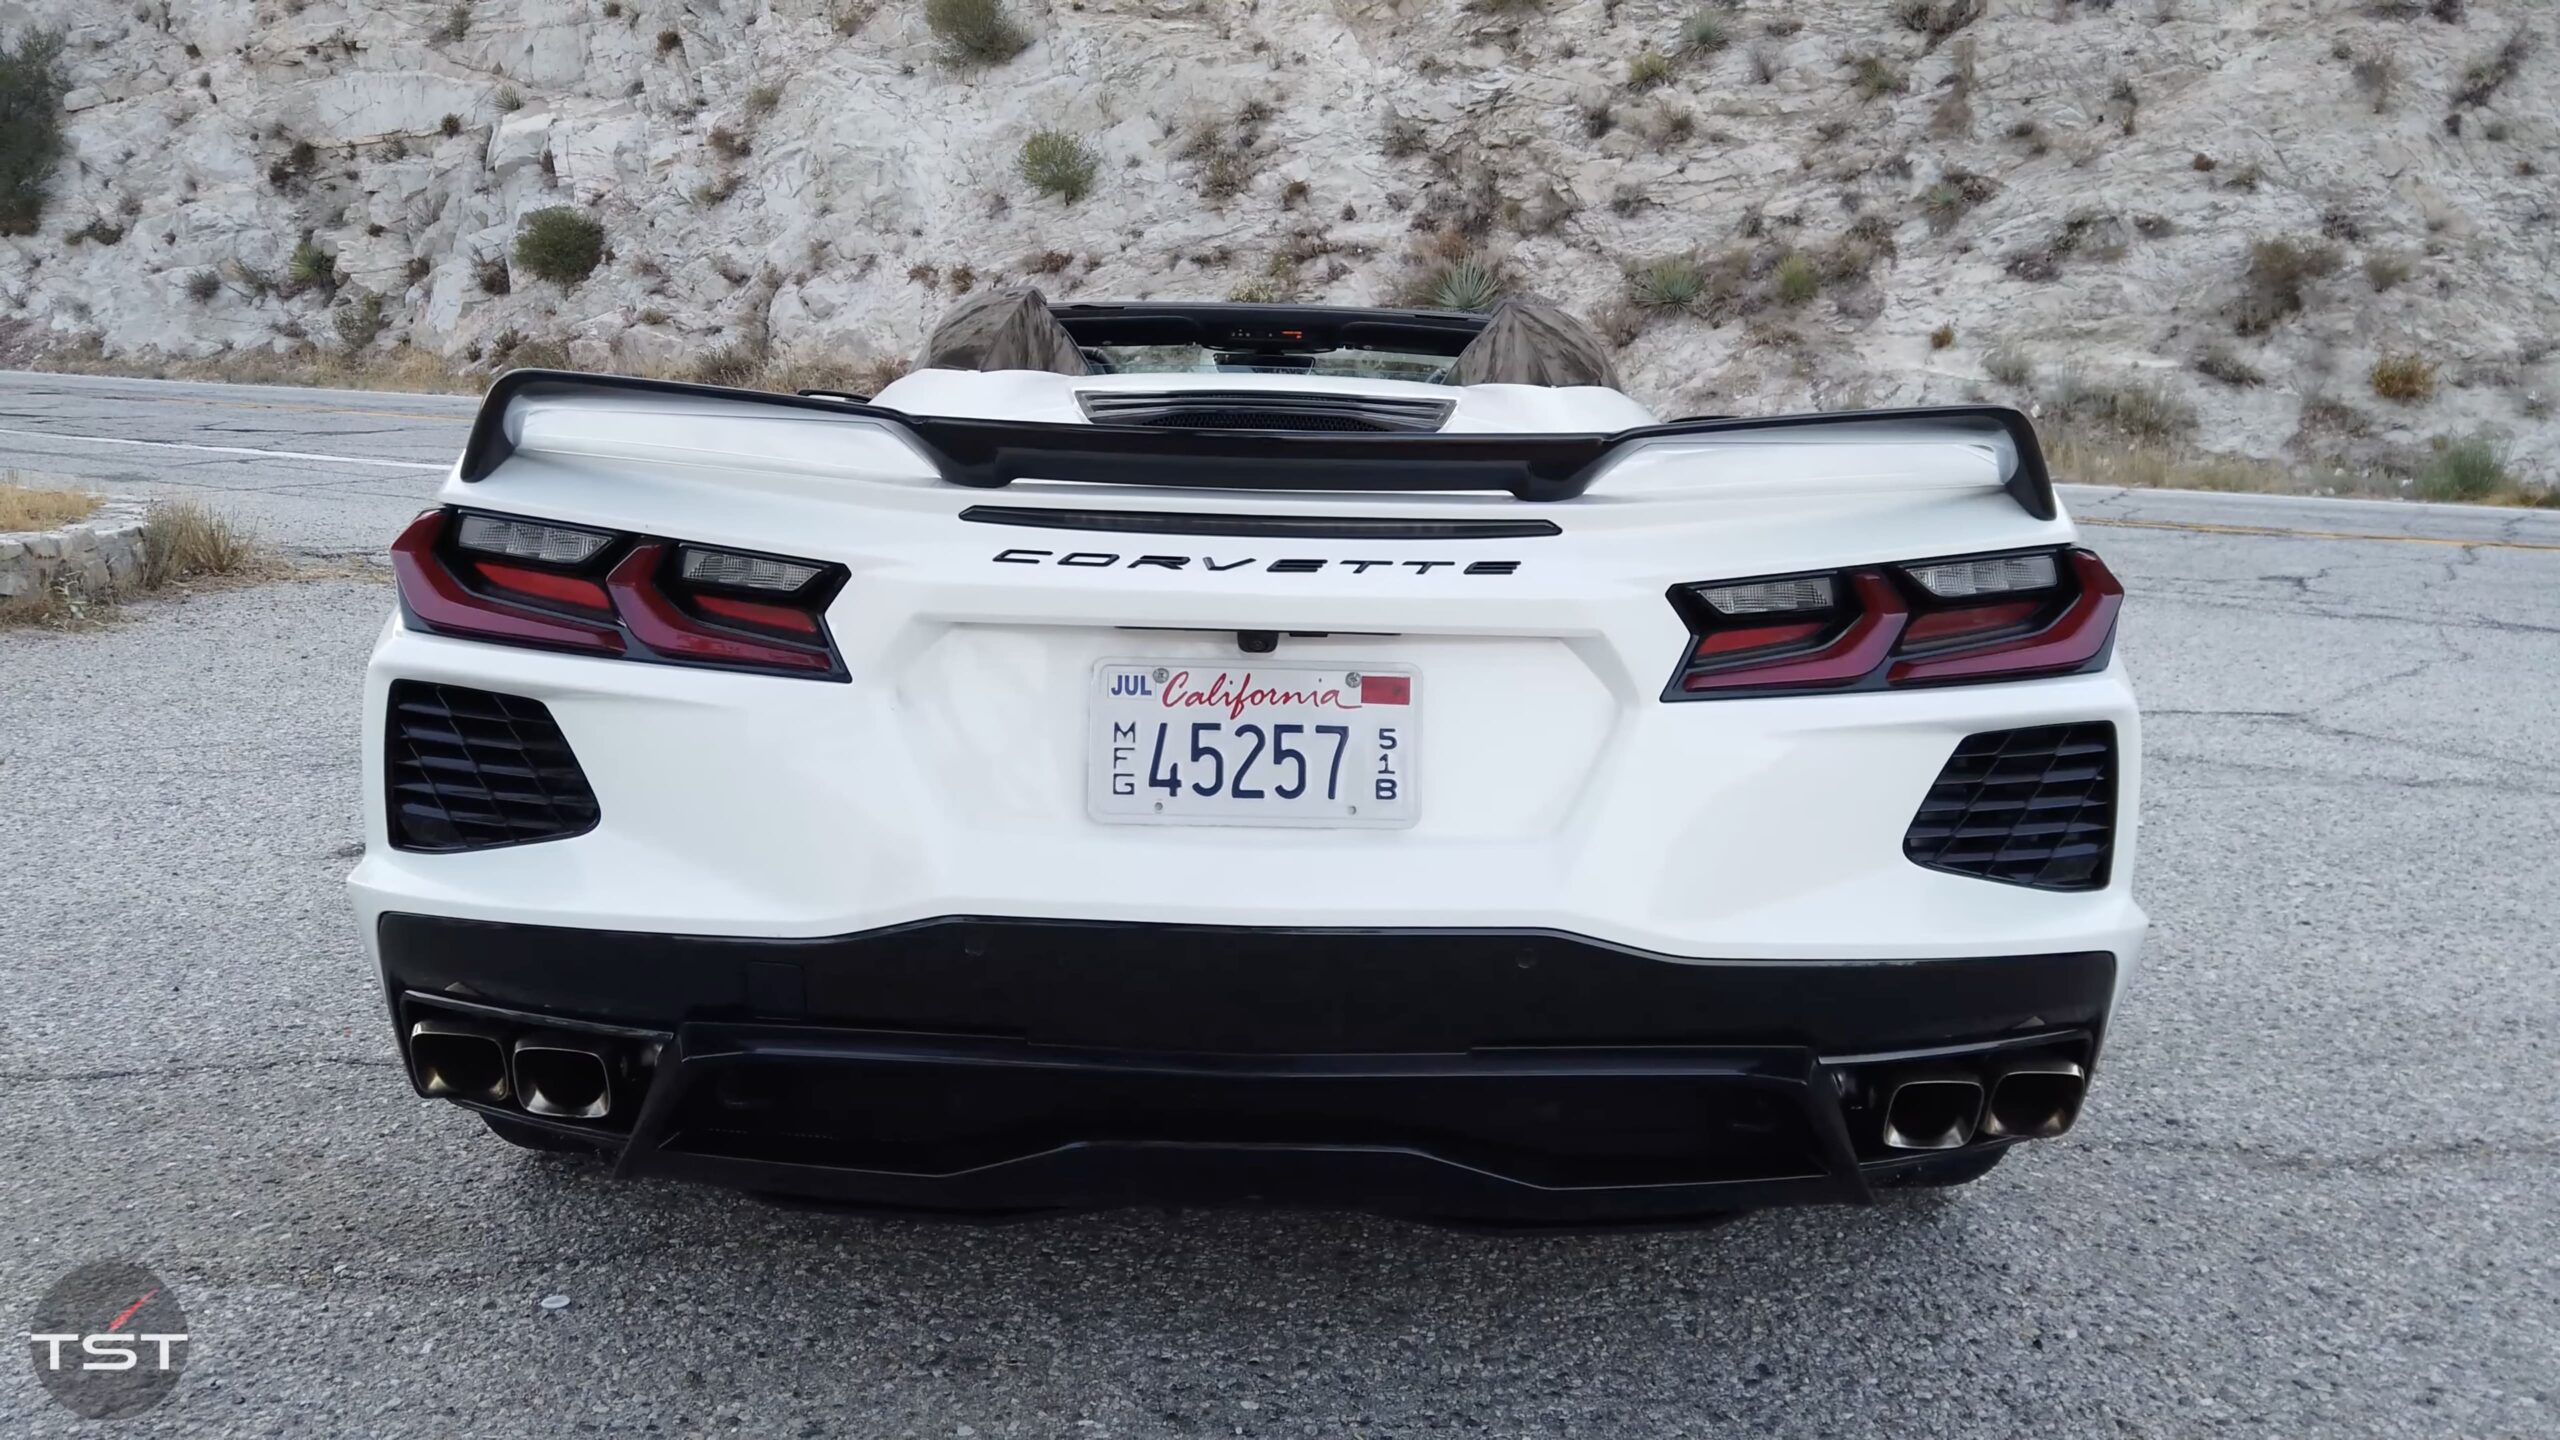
[408,1019,509,1104]
[513,1033,613,1120]
[1984,1059,2088,1140]
[1881,1073,1985,1151]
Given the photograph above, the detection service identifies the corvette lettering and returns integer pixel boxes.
[994,548,1520,575]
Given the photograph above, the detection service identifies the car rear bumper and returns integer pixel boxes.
[379,913,2114,1224]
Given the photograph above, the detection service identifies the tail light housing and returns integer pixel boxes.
[391,509,848,679]
[1664,547,2121,698]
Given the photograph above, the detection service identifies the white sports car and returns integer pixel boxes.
[350,296,2141,1224]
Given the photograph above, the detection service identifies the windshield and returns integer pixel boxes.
[1085,345,1457,384]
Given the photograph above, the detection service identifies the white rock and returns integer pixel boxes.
[487,111,558,178]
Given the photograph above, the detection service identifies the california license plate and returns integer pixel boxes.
[1087,661,1418,827]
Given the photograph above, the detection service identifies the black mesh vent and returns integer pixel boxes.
[1904,723,2116,890]
[1078,391,1454,433]
[387,681,599,852]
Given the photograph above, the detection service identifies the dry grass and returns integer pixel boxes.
[2235,236,2342,335]
[683,343,912,397]
[2043,428,2555,507]
[33,339,482,395]
[139,499,276,589]
[2369,352,2437,402]
[2042,430,2318,496]
[2047,374,2198,443]
[0,480,100,531]
[40,333,916,402]
[2,496,286,629]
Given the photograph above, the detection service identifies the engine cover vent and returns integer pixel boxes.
[1077,390,1455,433]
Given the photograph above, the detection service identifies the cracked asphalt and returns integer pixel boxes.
[3,371,2555,1437]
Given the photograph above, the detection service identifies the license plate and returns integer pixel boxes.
[1088,661,1418,827]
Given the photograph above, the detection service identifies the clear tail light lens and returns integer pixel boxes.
[1664,547,2120,699]
[679,546,822,592]
[1906,552,2057,598]
[454,513,615,565]
[392,509,847,680]
[1699,574,1837,615]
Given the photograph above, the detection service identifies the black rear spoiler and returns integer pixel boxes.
[455,370,2058,520]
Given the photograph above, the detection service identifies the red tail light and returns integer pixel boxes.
[1664,547,2121,699]
[391,509,847,680]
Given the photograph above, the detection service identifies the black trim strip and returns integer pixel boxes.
[1049,301,1490,356]
[376,912,2116,1057]
[456,370,2058,518]
[1074,390,1455,432]
[955,505,1562,540]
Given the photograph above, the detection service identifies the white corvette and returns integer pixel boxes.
[350,298,2142,1223]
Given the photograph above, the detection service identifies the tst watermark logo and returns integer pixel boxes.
[24,1261,190,1419]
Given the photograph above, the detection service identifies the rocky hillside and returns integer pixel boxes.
[3,0,2554,489]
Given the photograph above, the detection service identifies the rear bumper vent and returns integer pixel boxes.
[1904,723,2116,890]
[1077,390,1455,433]
[386,681,599,852]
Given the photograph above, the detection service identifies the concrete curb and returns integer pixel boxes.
[0,497,150,604]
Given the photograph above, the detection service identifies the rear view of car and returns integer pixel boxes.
[350,297,2141,1224]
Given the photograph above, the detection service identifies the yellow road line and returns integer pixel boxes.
[2079,515,2560,553]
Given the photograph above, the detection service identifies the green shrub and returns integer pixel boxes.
[184,269,221,303]
[1627,48,1674,91]
[2416,435,2508,502]
[1774,252,1819,305]
[287,239,335,289]
[1627,254,1707,312]
[925,0,1029,65]
[1678,12,1729,55]
[441,3,472,41]
[0,29,68,237]
[1984,344,2034,386]
[1426,256,1505,312]
[1848,52,1908,101]
[512,206,605,285]
[1921,166,1997,234]
[1018,129,1099,203]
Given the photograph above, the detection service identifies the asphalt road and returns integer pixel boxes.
[3,369,2556,1438]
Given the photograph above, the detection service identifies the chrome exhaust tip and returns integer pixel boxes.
[512,1034,612,1120]
[408,1019,509,1103]
[1881,1073,1985,1151]
[1984,1060,2088,1139]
